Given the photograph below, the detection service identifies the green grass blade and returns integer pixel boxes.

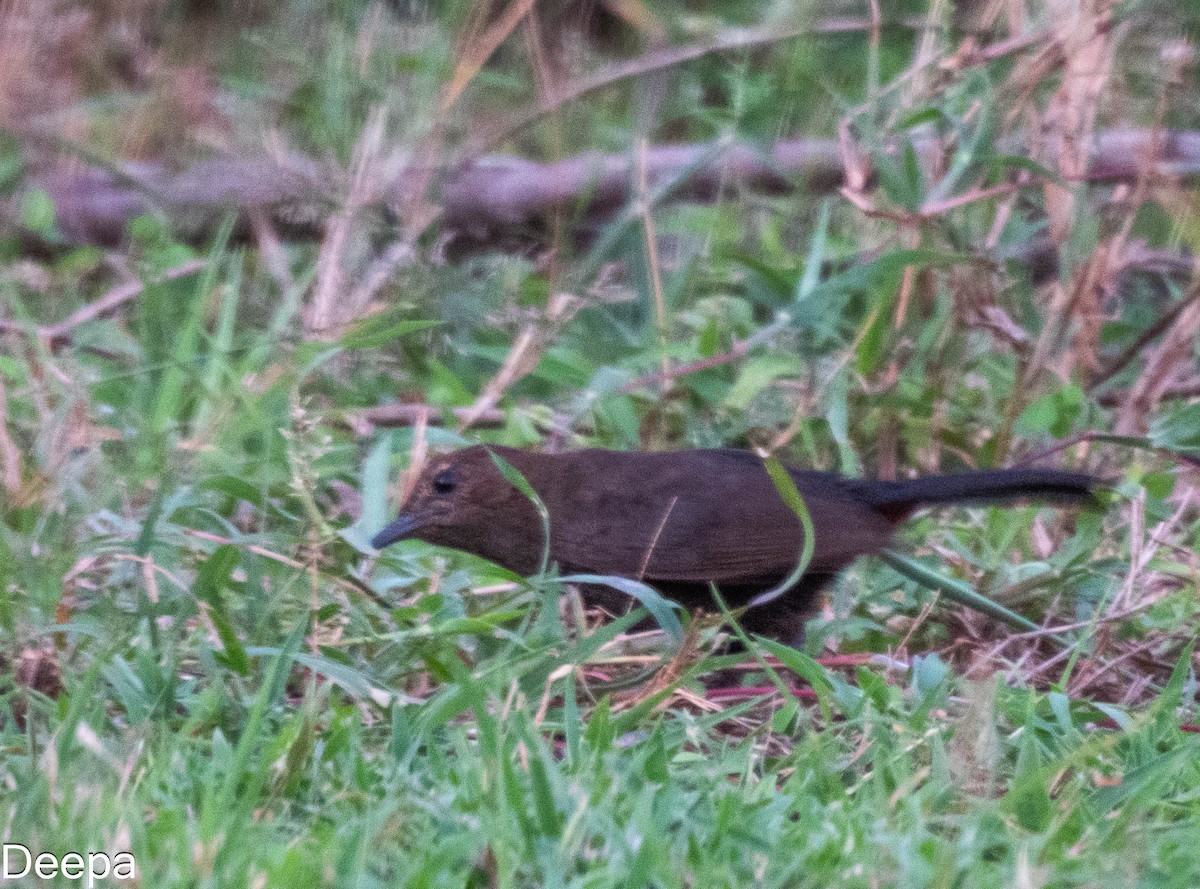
[746,455,815,608]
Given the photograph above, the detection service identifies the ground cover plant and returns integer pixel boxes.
[2,0,1200,885]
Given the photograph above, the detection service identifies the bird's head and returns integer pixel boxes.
[370,446,540,563]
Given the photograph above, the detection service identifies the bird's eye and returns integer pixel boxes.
[431,469,457,495]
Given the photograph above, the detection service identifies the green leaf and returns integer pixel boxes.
[1007,777,1053,832]
[746,456,815,608]
[723,355,801,409]
[896,106,947,130]
[150,220,232,436]
[797,248,970,307]
[344,433,393,551]
[523,726,563,835]
[488,449,552,578]
[876,140,924,211]
[192,248,242,432]
[192,544,250,675]
[246,647,407,706]
[795,200,831,301]
[992,154,1064,185]
[824,371,858,475]
[205,616,307,833]
[339,317,440,350]
[1016,390,1059,434]
[0,532,14,633]
[1150,402,1200,458]
[1140,470,1175,499]
[881,551,1051,637]
[910,653,950,701]
[135,487,165,558]
[855,299,890,376]
[0,141,23,192]
[560,574,683,641]
[1090,746,1191,815]
[200,475,267,505]
[20,187,56,235]
[753,638,835,698]
[1157,637,1197,716]
[1016,384,1084,438]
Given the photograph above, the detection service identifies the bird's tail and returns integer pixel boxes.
[852,468,1100,521]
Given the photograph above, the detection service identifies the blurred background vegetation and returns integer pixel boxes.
[2,0,1200,885]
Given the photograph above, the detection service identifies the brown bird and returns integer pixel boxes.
[371,445,1098,642]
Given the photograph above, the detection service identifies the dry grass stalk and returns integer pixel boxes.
[400,404,430,508]
[305,108,389,336]
[1002,3,1121,414]
[1116,285,1200,434]
[1041,0,1120,243]
[441,0,537,112]
[249,208,295,297]
[0,259,206,346]
[0,0,88,131]
[341,403,506,436]
[637,139,671,384]
[615,620,704,713]
[455,292,580,433]
[0,377,22,495]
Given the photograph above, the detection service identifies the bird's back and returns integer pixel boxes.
[498,447,896,586]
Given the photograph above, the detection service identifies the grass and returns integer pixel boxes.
[3,0,1200,885]
[6,619,1200,886]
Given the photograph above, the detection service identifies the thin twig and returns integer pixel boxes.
[0,259,207,347]
[180,527,390,608]
[616,312,791,395]
[341,402,505,435]
[456,293,579,433]
[1097,375,1200,407]
[462,22,811,157]
[637,496,679,582]
[0,379,23,495]
[1091,281,1200,393]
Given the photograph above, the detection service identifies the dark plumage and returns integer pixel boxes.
[372,445,1098,642]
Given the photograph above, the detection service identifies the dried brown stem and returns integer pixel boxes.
[15,129,1200,255]
[1091,283,1200,393]
[0,259,207,347]
[1116,289,1200,435]
[340,403,506,436]
[615,315,788,395]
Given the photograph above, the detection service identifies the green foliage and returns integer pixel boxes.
[1151,402,1200,459]
[19,188,56,238]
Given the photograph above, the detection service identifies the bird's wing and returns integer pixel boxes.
[546,456,895,585]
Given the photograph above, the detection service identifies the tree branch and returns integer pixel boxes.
[9,129,1200,255]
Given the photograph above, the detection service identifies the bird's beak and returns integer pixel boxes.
[371,512,425,549]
